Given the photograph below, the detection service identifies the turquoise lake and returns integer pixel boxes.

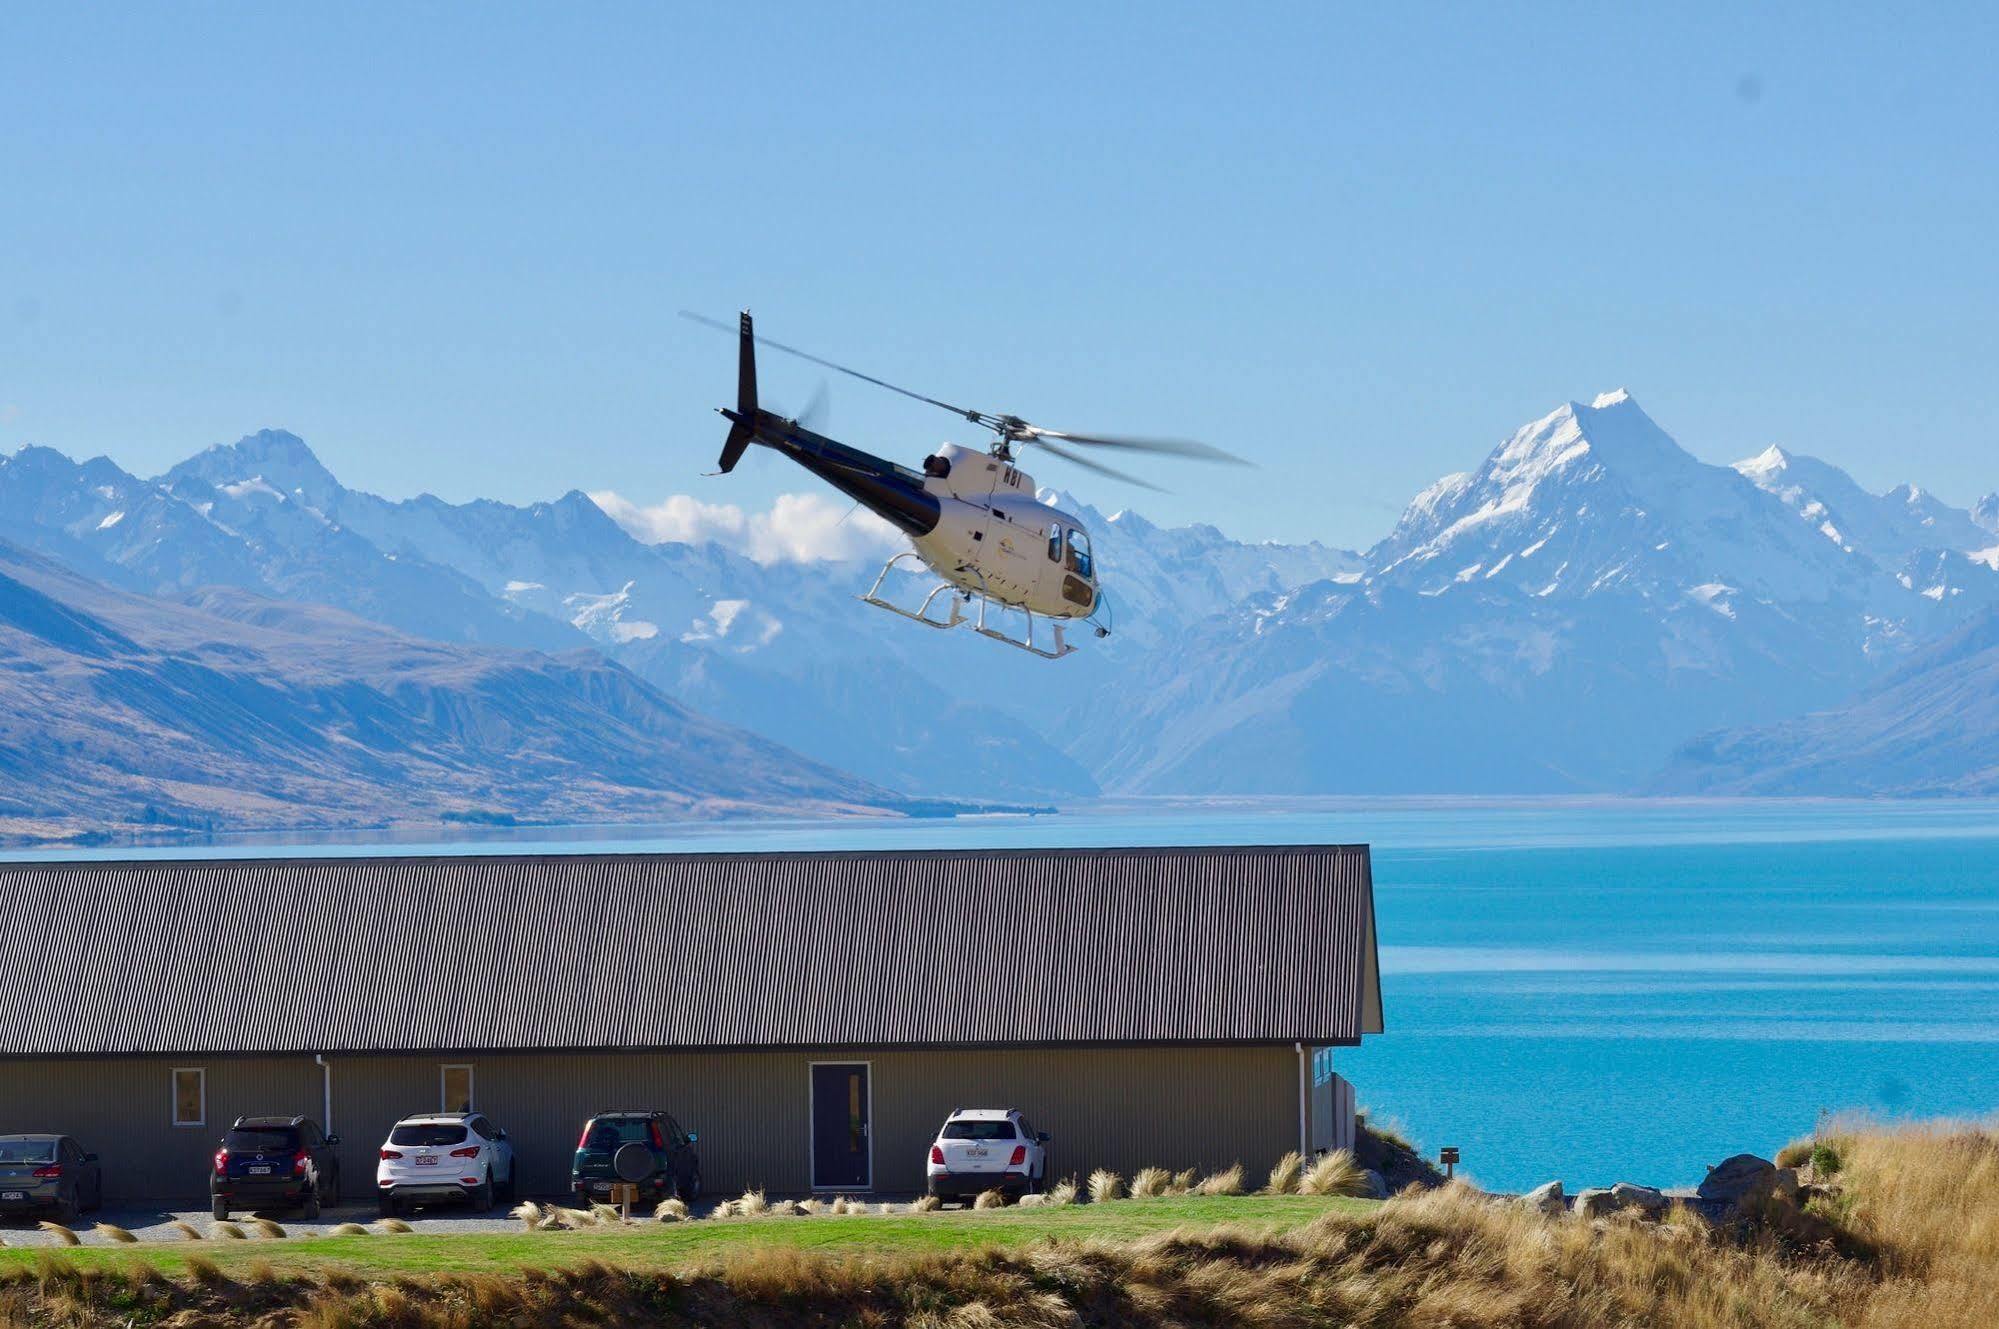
[21,798,1999,1194]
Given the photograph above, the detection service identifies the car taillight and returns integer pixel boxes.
[576,1123,592,1149]
[449,1146,479,1159]
[31,1164,61,1179]
[380,1148,403,1160]
[649,1122,665,1149]
[929,1145,945,1165]
[213,1149,228,1175]
[293,1150,310,1176]
[1008,1145,1027,1167]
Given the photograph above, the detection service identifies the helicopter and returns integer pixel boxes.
[687,311,1245,659]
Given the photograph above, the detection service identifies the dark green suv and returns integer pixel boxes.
[570,1111,700,1205]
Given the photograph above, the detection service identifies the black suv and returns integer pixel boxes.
[571,1111,701,1205]
[211,1116,341,1220]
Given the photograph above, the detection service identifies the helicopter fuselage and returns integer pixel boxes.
[720,409,1100,621]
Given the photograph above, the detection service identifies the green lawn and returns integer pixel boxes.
[0,1195,1370,1279]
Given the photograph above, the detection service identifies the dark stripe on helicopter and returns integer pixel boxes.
[721,408,941,538]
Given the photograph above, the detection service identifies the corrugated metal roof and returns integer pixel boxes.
[0,845,1380,1057]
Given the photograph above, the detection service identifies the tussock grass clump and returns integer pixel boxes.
[654,1197,690,1222]
[1088,1168,1124,1203]
[1265,1149,1304,1194]
[34,1222,79,1246]
[910,1194,941,1213]
[374,1216,413,1233]
[509,1200,546,1230]
[827,1195,858,1215]
[250,1217,287,1239]
[168,1220,203,1241]
[182,1254,224,1286]
[551,1205,598,1229]
[210,1221,247,1240]
[1045,1178,1079,1206]
[1300,1148,1369,1196]
[1195,1163,1245,1196]
[1129,1166,1172,1198]
[1169,1168,1198,1195]
[1776,1139,1813,1168]
[972,1189,1007,1209]
[90,1223,137,1244]
[589,1202,625,1225]
[329,1222,369,1237]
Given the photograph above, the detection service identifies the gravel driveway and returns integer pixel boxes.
[0,1195,720,1246]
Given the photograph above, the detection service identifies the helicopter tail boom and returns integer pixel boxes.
[714,311,760,474]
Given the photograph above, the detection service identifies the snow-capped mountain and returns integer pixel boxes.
[1972,492,1999,537]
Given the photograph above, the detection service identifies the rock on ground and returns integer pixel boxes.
[1521,1181,1565,1215]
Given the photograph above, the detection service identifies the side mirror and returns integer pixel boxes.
[1037,1132,1050,1143]
[685,1131,698,1144]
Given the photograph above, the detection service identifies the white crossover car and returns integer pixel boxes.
[924,1107,1049,1204]
[375,1112,515,1216]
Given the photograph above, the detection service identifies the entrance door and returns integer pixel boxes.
[810,1062,871,1189]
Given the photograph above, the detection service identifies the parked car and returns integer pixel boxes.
[571,1111,700,1205]
[0,1134,102,1222]
[210,1116,341,1220]
[376,1111,515,1216]
[925,1108,1049,1204]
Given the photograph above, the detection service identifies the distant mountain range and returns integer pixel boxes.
[0,537,919,843]
[3,390,1994,824]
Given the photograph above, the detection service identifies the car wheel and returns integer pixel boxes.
[57,1191,79,1224]
[687,1168,702,1202]
[379,1194,399,1219]
[471,1173,493,1212]
[212,1197,230,1221]
[302,1188,322,1220]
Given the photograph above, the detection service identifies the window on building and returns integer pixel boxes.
[440,1064,474,1113]
[171,1068,205,1127]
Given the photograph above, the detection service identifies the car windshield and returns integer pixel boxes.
[942,1120,1017,1141]
[0,1140,55,1163]
[390,1123,468,1147]
[583,1119,656,1149]
[224,1126,298,1152]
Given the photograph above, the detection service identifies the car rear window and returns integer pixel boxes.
[0,1140,55,1163]
[390,1123,468,1147]
[224,1126,299,1152]
[582,1118,658,1149]
[942,1120,1017,1141]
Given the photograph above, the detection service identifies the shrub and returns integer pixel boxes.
[1170,1168,1198,1195]
[735,1189,769,1218]
[910,1195,941,1213]
[169,1221,204,1241]
[1045,1178,1079,1206]
[1300,1149,1369,1197]
[551,1205,598,1228]
[35,1221,79,1246]
[1812,1141,1845,1176]
[182,1254,224,1286]
[250,1217,287,1239]
[509,1200,546,1230]
[92,1223,138,1243]
[589,1202,625,1225]
[1195,1164,1246,1196]
[374,1217,413,1234]
[827,1196,855,1215]
[654,1197,690,1222]
[1088,1169,1125,1203]
[1266,1150,1304,1194]
[329,1223,369,1237]
[210,1221,247,1240]
[1130,1167,1172,1198]
[1775,1140,1812,1168]
[973,1189,1008,1209]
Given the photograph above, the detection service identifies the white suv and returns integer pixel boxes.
[925,1108,1049,1205]
[375,1112,515,1216]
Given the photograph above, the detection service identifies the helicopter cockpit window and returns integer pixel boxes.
[1066,527,1093,579]
[1048,524,1063,562]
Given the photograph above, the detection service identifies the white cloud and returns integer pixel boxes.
[589,490,907,566]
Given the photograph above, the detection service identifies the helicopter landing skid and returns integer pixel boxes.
[858,553,1074,660]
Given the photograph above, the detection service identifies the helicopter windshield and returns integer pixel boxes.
[1066,527,1094,580]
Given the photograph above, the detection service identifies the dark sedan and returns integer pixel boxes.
[0,1134,102,1222]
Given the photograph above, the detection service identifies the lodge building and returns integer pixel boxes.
[0,845,1381,1200]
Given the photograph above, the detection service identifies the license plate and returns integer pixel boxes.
[1,1191,23,1200]
[964,1148,989,1159]
[592,1181,611,1192]
[248,1165,273,1175]
[414,1157,438,1167]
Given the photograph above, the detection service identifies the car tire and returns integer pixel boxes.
[57,1192,79,1224]
[471,1174,492,1212]
[687,1168,702,1202]
[379,1194,399,1219]
[302,1189,321,1220]
[211,1198,229,1221]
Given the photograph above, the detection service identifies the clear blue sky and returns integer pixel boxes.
[4,4,1994,548]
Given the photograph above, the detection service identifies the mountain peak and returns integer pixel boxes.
[165,429,344,508]
[1736,444,1793,478]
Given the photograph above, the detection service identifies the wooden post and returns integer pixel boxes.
[1440,1147,1460,1180]
[612,1182,637,1222]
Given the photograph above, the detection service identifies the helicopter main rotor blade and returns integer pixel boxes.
[680,310,989,427]
[1031,438,1168,492]
[1028,428,1250,465]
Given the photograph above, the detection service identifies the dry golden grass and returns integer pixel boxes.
[1045,1178,1079,1206]
[1194,1164,1245,1196]
[1168,1168,1197,1195]
[2,1122,1992,1329]
[910,1194,941,1213]
[972,1189,1006,1210]
[374,1217,413,1234]
[168,1220,203,1241]
[328,1223,370,1237]
[32,1222,77,1247]
[89,1223,137,1244]
[1087,1168,1124,1203]
[1264,1149,1304,1195]
[655,1197,691,1223]
[209,1221,247,1240]
[1299,1148,1370,1197]
[249,1217,287,1239]
[1129,1166,1171,1198]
